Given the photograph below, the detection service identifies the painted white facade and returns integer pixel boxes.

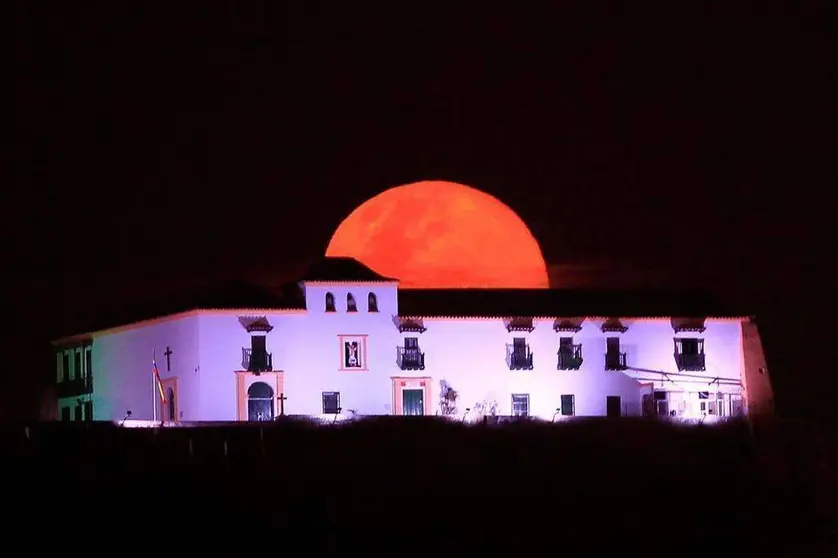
[53,262,772,424]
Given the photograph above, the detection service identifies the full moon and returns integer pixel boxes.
[325,180,549,288]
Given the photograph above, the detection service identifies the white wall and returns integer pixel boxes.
[389,318,745,420]
[91,315,200,421]
[412,319,642,419]
[198,311,307,420]
[286,283,400,415]
[195,283,401,419]
[614,318,743,392]
[184,309,747,421]
[77,286,748,423]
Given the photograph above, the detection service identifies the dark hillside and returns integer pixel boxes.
[4,418,835,554]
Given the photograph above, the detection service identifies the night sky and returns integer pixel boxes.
[10,3,835,421]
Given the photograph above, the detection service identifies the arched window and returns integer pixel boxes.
[368,292,378,312]
[325,292,336,312]
[347,293,357,312]
[166,387,176,422]
[247,381,274,421]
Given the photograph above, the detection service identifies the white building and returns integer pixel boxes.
[52,257,774,425]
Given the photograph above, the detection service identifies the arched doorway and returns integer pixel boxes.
[166,387,176,421]
[248,381,274,421]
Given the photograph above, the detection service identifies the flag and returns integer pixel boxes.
[153,355,166,403]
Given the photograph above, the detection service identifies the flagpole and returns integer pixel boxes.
[152,349,157,422]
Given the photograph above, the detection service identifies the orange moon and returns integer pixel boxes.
[325,180,549,289]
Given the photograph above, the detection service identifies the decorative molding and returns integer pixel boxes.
[671,317,707,333]
[338,334,369,371]
[601,318,628,333]
[391,376,433,416]
[393,315,427,333]
[553,317,584,332]
[503,317,535,333]
[238,315,274,333]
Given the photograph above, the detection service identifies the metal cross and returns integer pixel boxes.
[164,346,173,372]
[277,392,287,416]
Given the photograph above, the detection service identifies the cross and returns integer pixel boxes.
[164,346,173,372]
[277,392,287,417]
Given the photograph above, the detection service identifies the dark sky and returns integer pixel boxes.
[10,2,836,421]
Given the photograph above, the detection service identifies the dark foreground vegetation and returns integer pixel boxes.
[3,417,836,555]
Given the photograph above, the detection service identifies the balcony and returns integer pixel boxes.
[674,353,706,372]
[242,348,273,373]
[397,347,425,370]
[56,376,93,399]
[557,345,583,370]
[605,351,627,371]
[506,344,534,370]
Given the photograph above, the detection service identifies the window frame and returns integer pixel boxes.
[322,391,341,414]
[560,394,575,416]
[511,393,530,417]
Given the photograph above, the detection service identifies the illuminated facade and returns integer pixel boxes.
[52,257,774,425]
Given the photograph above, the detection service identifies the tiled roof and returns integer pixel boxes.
[397,288,741,318]
[300,257,397,283]
[60,281,304,338]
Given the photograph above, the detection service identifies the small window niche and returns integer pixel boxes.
[347,293,357,312]
[325,292,336,312]
[368,292,378,312]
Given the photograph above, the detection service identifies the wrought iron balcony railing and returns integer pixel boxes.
[674,353,705,372]
[506,344,534,370]
[605,351,627,371]
[397,347,425,370]
[557,345,583,370]
[242,348,273,373]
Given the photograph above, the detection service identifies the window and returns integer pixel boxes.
[680,338,700,355]
[249,335,269,372]
[347,293,357,312]
[322,392,341,414]
[405,337,419,350]
[559,337,574,355]
[697,391,718,415]
[654,391,670,416]
[63,352,70,381]
[368,292,378,312]
[61,407,70,421]
[84,400,93,422]
[166,388,176,422]
[85,348,92,381]
[73,405,82,422]
[674,338,706,371]
[74,350,82,380]
[512,394,529,417]
[56,353,63,383]
[557,337,583,370]
[605,337,626,370]
[560,394,575,416]
[325,292,336,312]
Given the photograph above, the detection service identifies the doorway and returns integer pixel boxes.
[248,381,275,421]
[160,377,179,422]
[606,395,622,418]
[402,389,425,416]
